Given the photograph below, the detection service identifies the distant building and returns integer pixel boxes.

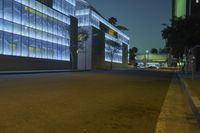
[136,53,173,68]
[76,0,130,70]
[172,0,200,18]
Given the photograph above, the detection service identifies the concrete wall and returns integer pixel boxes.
[70,16,78,69]
[0,55,70,71]
[77,26,93,70]
[91,27,105,69]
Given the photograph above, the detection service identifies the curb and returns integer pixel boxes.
[0,70,88,75]
[178,73,200,128]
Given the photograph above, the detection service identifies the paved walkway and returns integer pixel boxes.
[155,77,200,133]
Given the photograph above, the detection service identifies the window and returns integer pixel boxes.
[47,16,53,33]
[21,5,29,26]
[57,44,62,60]
[61,45,66,60]
[4,32,13,55]
[22,26,29,37]
[47,42,53,59]
[0,31,3,54]
[196,0,199,3]
[21,36,29,56]
[41,41,47,58]
[52,43,57,59]
[36,12,43,31]
[35,40,42,58]
[4,0,13,21]
[0,18,2,31]
[42,16,48,32]
[0,0,3,18]
[29,8,36,29]
[13,1,22,24]
[29,38,35,57]
[13,23,21,35]
[4,20,13,33]
[13,34,21,56]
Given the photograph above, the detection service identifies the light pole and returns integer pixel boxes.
[145,50,149,68]
[191,56,196,80]
[84,40,86,71]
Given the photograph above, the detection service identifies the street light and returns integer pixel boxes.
[145,50,149,68]
[191,56,196,80]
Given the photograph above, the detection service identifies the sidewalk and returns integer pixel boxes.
[155,76,200,133]
[180,72,200,78]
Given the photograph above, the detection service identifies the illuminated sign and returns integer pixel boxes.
[174,0,187,18]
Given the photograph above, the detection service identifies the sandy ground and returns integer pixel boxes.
[155,77,200,133]
[0,71,172,133]
[186,79,200,97]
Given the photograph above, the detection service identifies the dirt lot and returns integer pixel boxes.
[0,71,172,133]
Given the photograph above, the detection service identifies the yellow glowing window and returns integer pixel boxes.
[196,0,199,3]
[9,43,16,49]
[108,29,115,36]
[29,47,35,53]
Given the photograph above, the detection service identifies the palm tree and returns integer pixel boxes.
[129,47,138,66]
[108,17,117,26]
[116,25,129,32]
[108,17,129,32]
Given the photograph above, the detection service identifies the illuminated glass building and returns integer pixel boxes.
[76,0,130,70]
[0,0,130,70]
[0,0,78,70]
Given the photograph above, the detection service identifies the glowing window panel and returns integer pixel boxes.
[0,0,71,61]
[196,0,199,3]
[174,0,186,18]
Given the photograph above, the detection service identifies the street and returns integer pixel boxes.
[0,70,173,133]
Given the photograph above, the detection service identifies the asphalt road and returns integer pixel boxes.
[0,70,173,133]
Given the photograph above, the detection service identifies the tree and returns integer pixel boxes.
[106,41,122,70]
[150,48,158,54]
[161,16,200,58]
[116,25,129,32]
[108,17,129,32]
[70,28,88,70]
[129,47,138,66]
[108,17,117,26]
[159,47,171,54]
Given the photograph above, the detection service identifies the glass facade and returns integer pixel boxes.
[105,34,123,63]
[76,8,130,64]
[0,0,75,61]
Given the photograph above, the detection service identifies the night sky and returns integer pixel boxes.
[86,0,171,53]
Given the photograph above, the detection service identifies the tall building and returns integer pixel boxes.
[76,0,130,70]
[172,0,200,18]
[0,0,130,71]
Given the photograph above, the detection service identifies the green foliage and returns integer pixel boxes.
[108,17,129,31]
[116,25,129,31]
[108,17,117,26]
[150,48,158,54]
[129,47,138,64]
[161,16,200,58]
